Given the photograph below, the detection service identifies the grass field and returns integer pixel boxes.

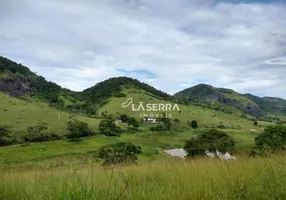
[0,90,264,167]
[1,90,283,200]
[99,88,261,130]
[0,92,100,134]
[1,155,286,200]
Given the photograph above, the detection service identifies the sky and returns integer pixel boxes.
[0,0,286,98]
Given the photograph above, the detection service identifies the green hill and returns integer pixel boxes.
[81,76,172,105]
[174,84,286,118]
[245,93,286,117]
[0,56,274,167]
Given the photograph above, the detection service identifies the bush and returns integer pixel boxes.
[24,132,61,142]
[127,117,139,128]
[254,121,258,126]
[251,125,286,155]
[190,120,198,129]
[27,124,48,135]
[150,125,163,131]
[0,126,11,146]
[96,142,142,166]
[119,114,129,123]
[184,129,235,157]
[161,117,171,130]
[99,119,122,136]
[24,124,61,142]
[66,120,94,138]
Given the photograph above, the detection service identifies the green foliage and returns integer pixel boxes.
[119,114,129,123]
[27,124,48,135]
[127,117,139,128]
[98,119,122,136]
[150,125,164,131]
[149,117,171,132]
[252,125,286,154]
[24,132,61,142]
[0,126,10,146]
[82,77,172,105]
[66,120,94,138]
[184,129,235,157]
[96,142,142,166]
[254,121,258,126]
[190,120,198,129]
[24,124,61,142]
[217,121,226,129]
[0,56,35,76]
[174,84,265,117]
[161,117,171,130]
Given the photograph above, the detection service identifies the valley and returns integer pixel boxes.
[0,56,285,199]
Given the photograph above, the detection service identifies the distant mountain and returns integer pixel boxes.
[174,84,264,117]
[244,93,286,116]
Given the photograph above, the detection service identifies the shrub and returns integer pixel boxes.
[66,120,94,138]
[0,126,11,146]
[251,125,286,155]
[150,125,163,131]
[254,121,258,126]
[127,117,139,128]
[96,142,142,166]
[27,124,48,135]
[161,117,171,130]
[25,124,61,142]
[190,120,198,129]
[184,129,235,157]
[119,114,129,123]
[24,132,61,142]
[99,119,122,136]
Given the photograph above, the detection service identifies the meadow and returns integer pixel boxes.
[0,89,283,200]
[1,155,286,200]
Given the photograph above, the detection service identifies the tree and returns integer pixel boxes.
[253,125,286,153]
[24,124,61,142]
[119,114,129,123]
[27,124,48,135]
[127,117,139,128]
[99,119,122,136]
[161,117,171,130]
[184,129,235,157]
[66,120,94,138]
[190,120,198,129]
[96,142,142,166]
[0,126,10,146]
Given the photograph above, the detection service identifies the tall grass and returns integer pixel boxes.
[1,156,286,200]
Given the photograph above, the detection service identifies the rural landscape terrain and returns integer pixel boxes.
[0,56,286,199]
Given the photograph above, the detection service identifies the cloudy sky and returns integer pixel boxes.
[0,0,286,98]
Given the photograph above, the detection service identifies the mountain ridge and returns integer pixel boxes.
[1,56,285,118]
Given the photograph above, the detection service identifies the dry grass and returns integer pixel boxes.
[1,155,286,200]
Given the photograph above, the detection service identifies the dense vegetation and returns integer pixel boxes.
[96,142,142,166]
[82,77,172,105]
[251,125,286,155]
[184,129,235,157]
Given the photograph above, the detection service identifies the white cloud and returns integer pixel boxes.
[0,0,286,98]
